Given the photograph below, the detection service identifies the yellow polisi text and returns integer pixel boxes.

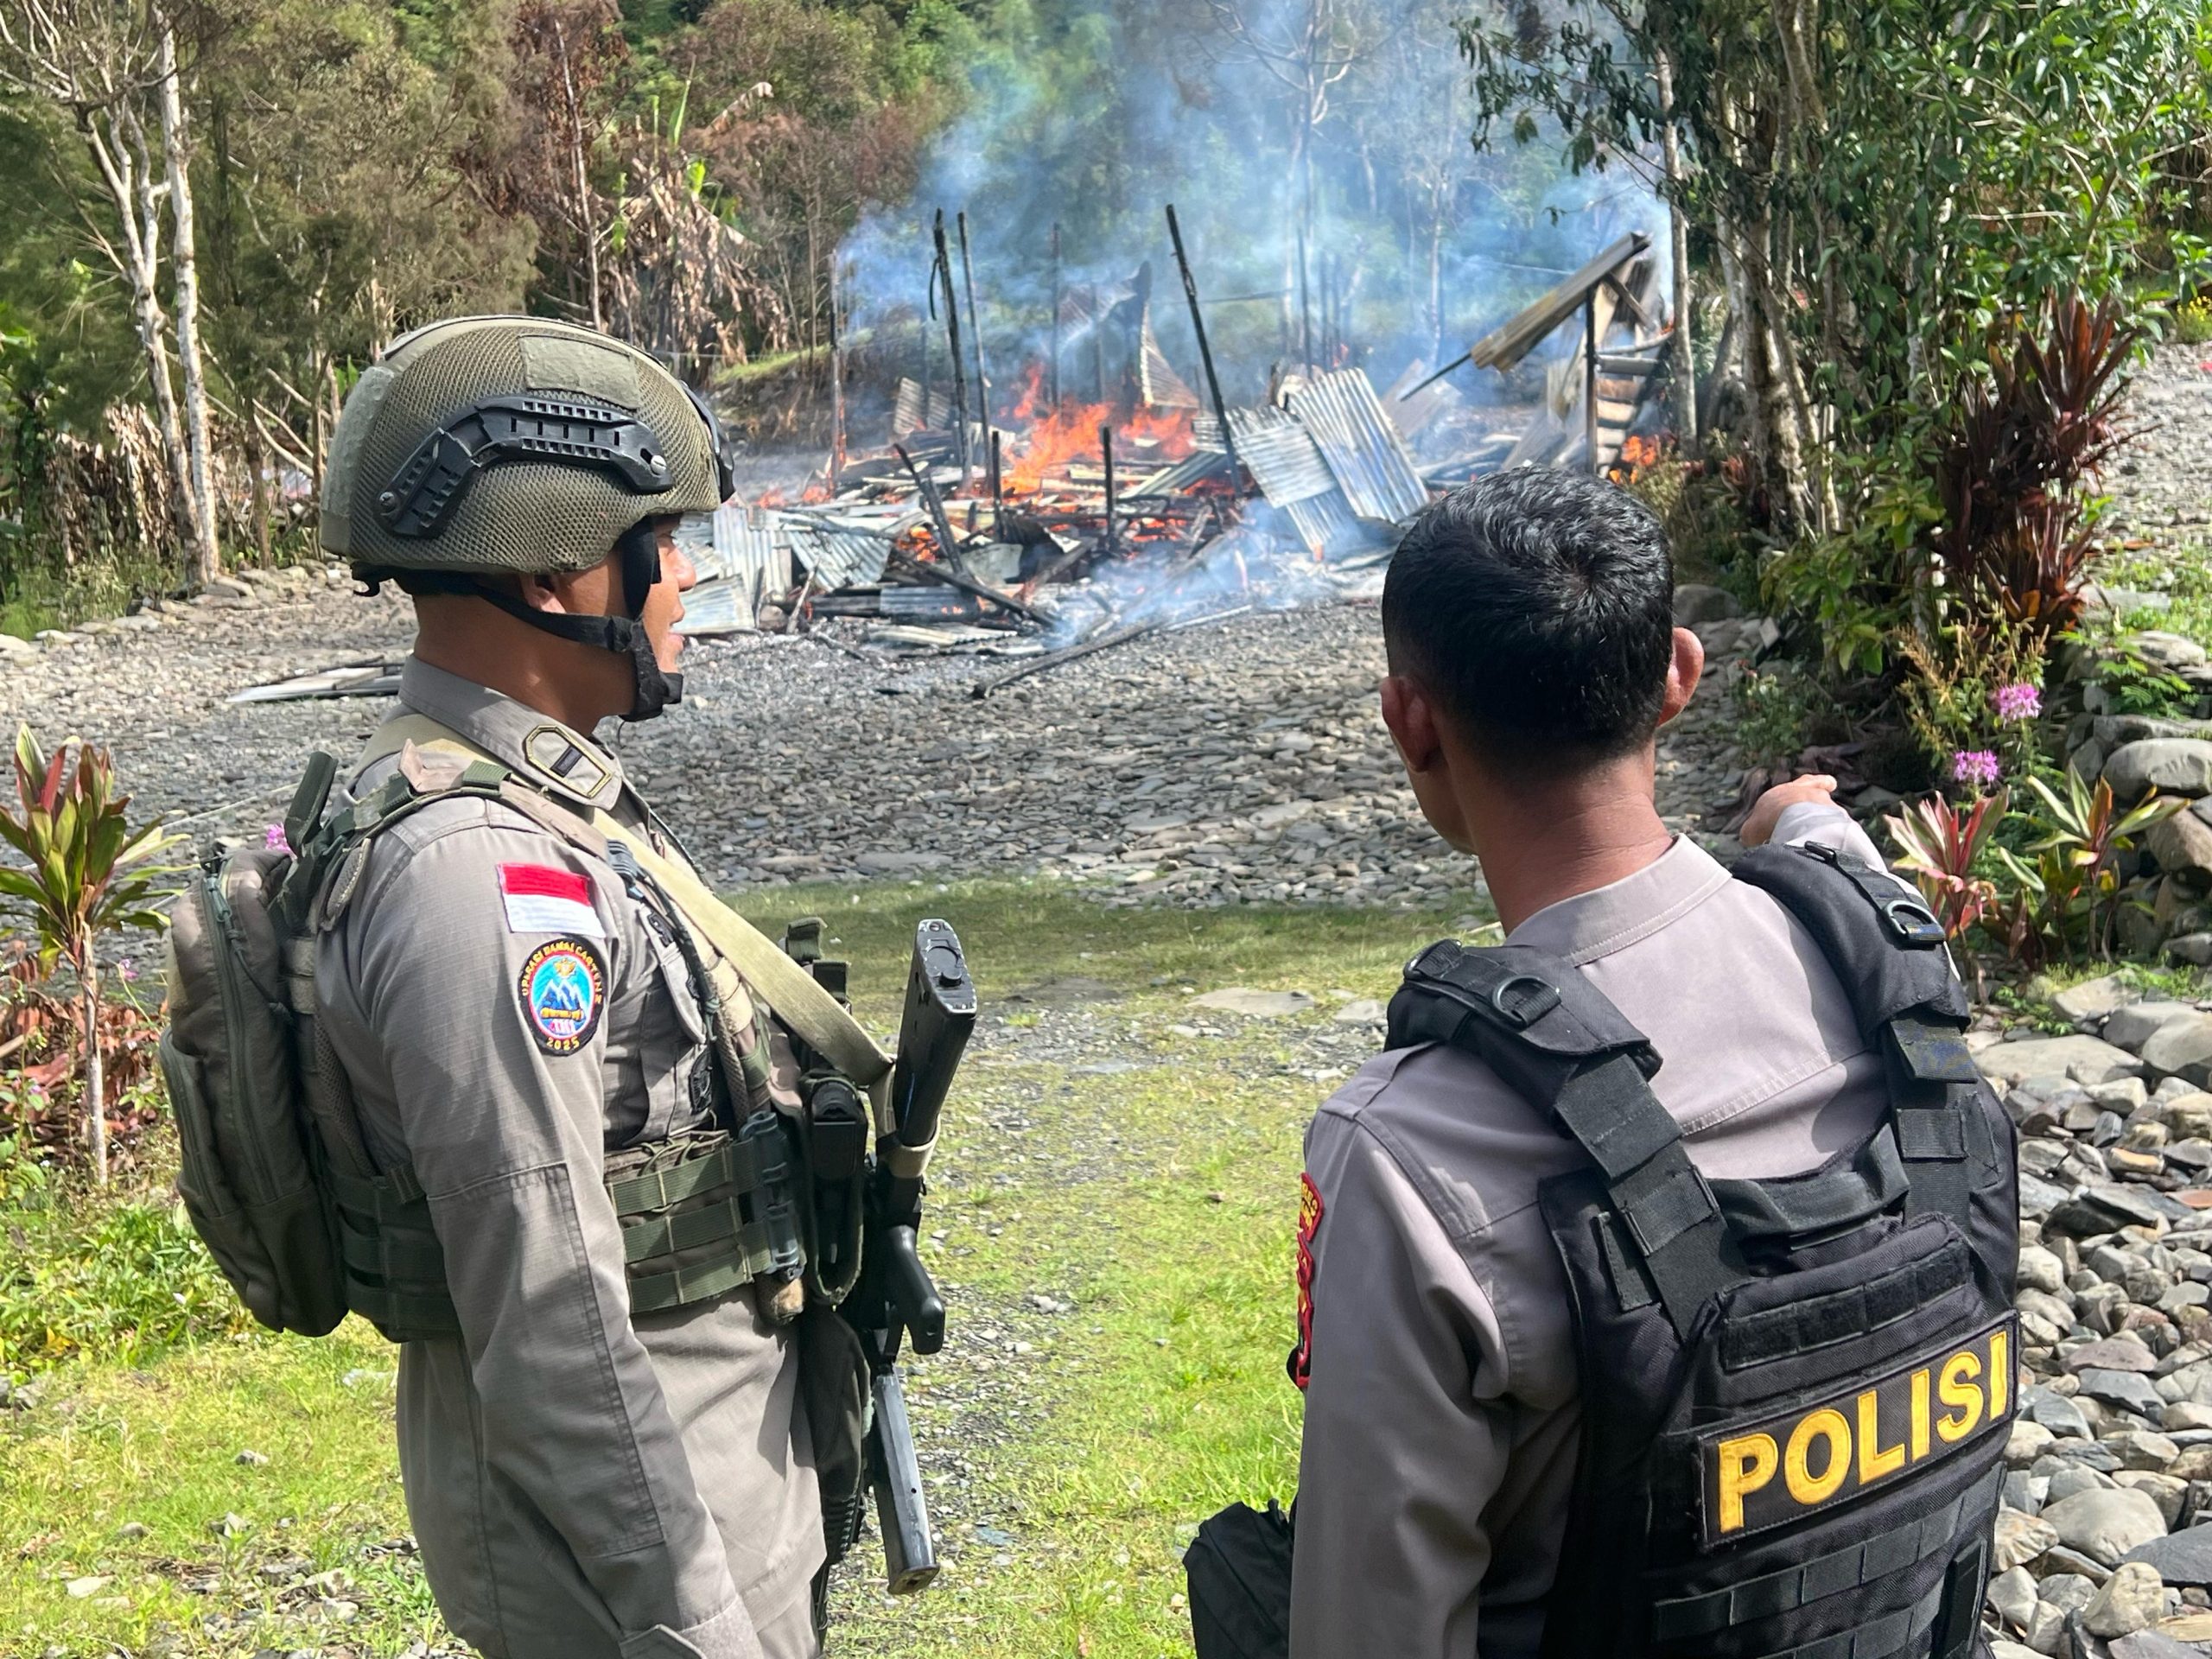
[1700,1318,2014,1547]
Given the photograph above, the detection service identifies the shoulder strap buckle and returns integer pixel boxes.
[1490,974,1561,1029]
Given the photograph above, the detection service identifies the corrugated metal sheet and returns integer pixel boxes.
[1284,491,1371,559]
[1225,406,1334,505]
[783,514,894,590]
[676,581,757,635]
[892,378,925,440]
[1287,369,1430,523]
[677,505,791,633]
[1130,448,1228,496]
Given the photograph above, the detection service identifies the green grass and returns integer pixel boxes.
[1,874,1483,1656]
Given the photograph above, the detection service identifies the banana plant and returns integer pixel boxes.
[0,726,177,1184]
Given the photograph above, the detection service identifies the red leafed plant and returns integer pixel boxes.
[1885,789,2007,941]
[0,942,164,1166]
[0,727,177,1183]
[1933,294,2139,635]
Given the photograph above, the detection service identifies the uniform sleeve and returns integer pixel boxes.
[353,823,761,1659]
[1770,798,1890,869]
[1289,1109,1510,1659]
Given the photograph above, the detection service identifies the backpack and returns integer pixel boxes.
[159,753,351,1335]
[161,747,520,1337]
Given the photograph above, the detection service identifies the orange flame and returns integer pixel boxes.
[1000,359,1197,494]
[1607,432,1666,485]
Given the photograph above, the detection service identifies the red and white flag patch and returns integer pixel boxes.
[499,863,605,938]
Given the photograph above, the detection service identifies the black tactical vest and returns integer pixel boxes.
[1385,842,2018,1659]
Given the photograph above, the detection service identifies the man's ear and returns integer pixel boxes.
[1656,626,1705,727]
[518,571,576,616]
[1380,673,1444,773]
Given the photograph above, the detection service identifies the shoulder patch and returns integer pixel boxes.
[500,862,606,938]
[518,938,607,1055]
[1289,1172,1324,1391]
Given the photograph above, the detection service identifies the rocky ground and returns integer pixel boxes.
[0,566,1764,910]
[1974,990,2212,1656]
[2106,341,2212,544]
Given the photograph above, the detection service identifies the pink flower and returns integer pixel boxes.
[1952,750,2001,788]
[1994,683,2041,721]
[264,823,289,852]
[116,959,137,983]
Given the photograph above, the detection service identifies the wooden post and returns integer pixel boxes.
[932,211,969,482]
[828,259,847,479]
[1049,222,1063,409]
[918,269,933,428]
[1656,43,1698,448]
[1585,287,1600,475]
[958,211,992,442]
[1101,423,1116,556]
[1296,219,1313,372]
[990,428,1005,539]
[1164,203,1240,489]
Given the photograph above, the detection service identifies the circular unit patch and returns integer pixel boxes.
[518,938,607,1055]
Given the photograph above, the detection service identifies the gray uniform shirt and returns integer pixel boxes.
[1289,804,1899,1659]
[316,659,822,1659]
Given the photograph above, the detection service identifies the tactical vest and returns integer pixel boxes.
[312,730,824,1342]
[165,727,806,1344]
[1385,842,2018,1659]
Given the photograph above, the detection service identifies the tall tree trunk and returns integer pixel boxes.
[552,17,601,332]
[156,25,218,586]
[246,404,271,563]
[84,105,196,570]
[1655,43,1697,448]
[80,955,105,1186]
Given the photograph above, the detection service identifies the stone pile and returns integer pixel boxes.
[1977,976,2212,1655]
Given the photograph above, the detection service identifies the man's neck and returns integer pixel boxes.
[411,603,620,734]
[1468,758,1676,934]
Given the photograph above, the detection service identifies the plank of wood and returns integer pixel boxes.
[1469,232,1653,373]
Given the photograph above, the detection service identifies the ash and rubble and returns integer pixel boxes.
[0,564,1775,915]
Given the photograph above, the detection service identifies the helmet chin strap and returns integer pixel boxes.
[422,518,683,721]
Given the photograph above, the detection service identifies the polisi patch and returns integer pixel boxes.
[518,938,606,1055]
[1700,1316,2014,1548]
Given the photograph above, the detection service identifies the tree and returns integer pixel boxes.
[0,725,174,1185]
[0,0,220,582]
[1464,0,2212,532]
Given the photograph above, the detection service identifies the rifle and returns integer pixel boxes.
[791,918,976,1596]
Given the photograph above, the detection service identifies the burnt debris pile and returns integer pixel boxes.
[672,217,1678,692]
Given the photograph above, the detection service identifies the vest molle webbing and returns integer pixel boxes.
[296,741,803,1343]
[1385,842,2018,1659]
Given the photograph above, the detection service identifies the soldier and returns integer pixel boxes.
[307,316,834,1659]
[1285,471,2017,1657]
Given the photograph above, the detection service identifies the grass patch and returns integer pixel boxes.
[2,874,1484,1656]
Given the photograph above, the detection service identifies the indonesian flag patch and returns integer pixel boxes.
[499,863,605,938]
[1289,1172,1323,1391]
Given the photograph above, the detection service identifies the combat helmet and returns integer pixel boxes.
[321,315,734,720]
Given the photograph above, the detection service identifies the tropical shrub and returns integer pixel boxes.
[0,726,176,1183]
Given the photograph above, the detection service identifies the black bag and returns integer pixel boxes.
[1185,1499,1293,1659]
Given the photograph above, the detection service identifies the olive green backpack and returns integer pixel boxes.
[159,757,349,1336]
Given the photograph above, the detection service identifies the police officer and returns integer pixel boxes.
[1287,470,2017,1656]
[311,316,827,1659]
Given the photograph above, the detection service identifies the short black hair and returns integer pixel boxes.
[1381,469,1675,775]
